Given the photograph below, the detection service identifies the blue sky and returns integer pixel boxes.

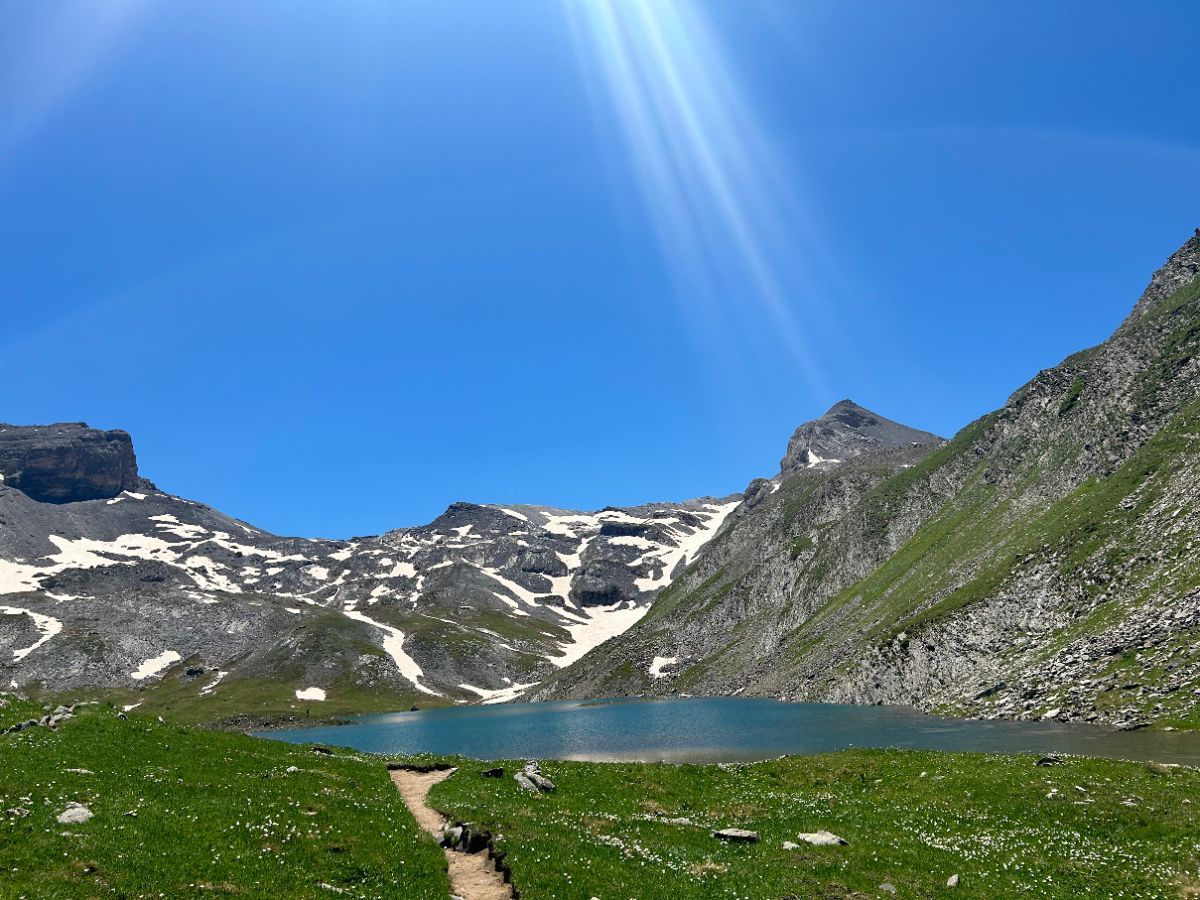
[2,1,1198,538]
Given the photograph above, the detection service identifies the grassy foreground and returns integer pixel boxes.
[4,693,1200,899]
[0,696,448,899]
[426,751,1200,900]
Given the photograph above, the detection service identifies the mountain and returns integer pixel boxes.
[7,232,1200,733]
[778,399,943,474]
[0,426,737,721]
[537,231,1200,731]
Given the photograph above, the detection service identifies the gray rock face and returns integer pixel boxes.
[538,232,1200,730]
[779,400,942,475]
[0,423,145,504]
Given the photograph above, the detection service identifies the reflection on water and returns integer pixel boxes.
[259,698,1200,765]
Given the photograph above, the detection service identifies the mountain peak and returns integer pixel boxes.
[779,401,943,475]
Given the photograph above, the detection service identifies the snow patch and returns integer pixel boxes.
[458,681,537,705]
[649,656,679,678]
[1,606,63,661]
[130,650,181,681]
[633,500,739,592]
[200,670,228,695]
[342,609,441,696]
[295,687,326,701]
[553,601,648,668]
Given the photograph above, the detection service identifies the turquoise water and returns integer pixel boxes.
[259,698,1200,765]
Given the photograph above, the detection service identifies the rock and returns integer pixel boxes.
[311,745,333,755]
[482,767,505,779]
[880,884,897,895]
[1036,755,1062,767]
[0,423,144,503]
[947,873,960,887]
[514,772,538,792]
[64,768,93,775]
[782,841,800,850]
[56,802,93,824]
[796,831,848,846]
[520,761,555,791]
[712,828,759,843]
[6,808,29,818]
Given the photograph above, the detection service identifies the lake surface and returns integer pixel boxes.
[260,698,1200,765]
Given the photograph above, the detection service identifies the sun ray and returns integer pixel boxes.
[565,0,832,396]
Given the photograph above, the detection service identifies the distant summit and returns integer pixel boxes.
[778,400,943,475]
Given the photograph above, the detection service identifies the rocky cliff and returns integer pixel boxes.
[0,423,145,503]
[538,231,1200,731]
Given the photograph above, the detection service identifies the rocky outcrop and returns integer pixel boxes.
[0,423,144,503]
[778,400,942,475]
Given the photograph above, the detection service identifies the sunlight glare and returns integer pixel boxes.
[566,0,829,393]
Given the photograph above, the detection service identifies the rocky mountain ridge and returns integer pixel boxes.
[536,231,1200,731]
[0,427,738,720]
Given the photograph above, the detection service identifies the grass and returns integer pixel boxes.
[427,750,1200,900]
[788,535,814,559]
[5,693,1200,899]
[33,672,441,731]
[0,697,449,898]
[1059,376,1086,416]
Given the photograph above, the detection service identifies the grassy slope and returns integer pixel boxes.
[33,672,441,731]
[0,697,449,899]
[429,751,1200,900]
[5,694,1200,899]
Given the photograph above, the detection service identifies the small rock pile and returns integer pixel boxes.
[514,761,555,793]
[5,705,75,734]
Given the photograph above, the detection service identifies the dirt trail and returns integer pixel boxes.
[390,768,514,900]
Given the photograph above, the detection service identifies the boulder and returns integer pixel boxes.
[796,831,848,846]
[712,828,759,843]
[56,802,93,824]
